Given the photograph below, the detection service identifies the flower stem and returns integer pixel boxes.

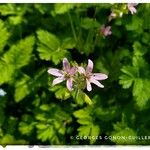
[74,88,79,101]
[68,12,77,41]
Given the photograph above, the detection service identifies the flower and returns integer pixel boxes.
[48,58,77,91]
[78,59,108,91]
[127,3,138,14]
[100,25,112,36]
[0,88,6,96]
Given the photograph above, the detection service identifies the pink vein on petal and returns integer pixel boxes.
[63,58,70,72]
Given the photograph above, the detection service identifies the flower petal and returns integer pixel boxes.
[86,79,92,91]
[63,58,70,72]
[78,67,85,74]
[106,26,112,35]
[127,3,137,14]
[66,78,73,91]
[48,68,63,77]
[90,77,104,88]
[93,73,108,80]
[130,7,137,14]
[52,77,65,86]
[86,59,93,73]
[69,67,77,75]
[100,25,112,36]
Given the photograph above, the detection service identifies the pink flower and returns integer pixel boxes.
[78,59,108,91]
[48,58,77,91]
[127,3,138,14]
[100,25,112,36]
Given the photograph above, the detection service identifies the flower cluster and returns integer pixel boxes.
[127,3,138,14]
[100,25,112,37]
[108,3,138,22]
[48,58,108,92]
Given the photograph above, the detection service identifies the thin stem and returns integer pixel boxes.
[68,12,77,41]
[74,88,79,100]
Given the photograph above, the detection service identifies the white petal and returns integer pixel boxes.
[69,67,77,75]
[48,68,63,77]
[90,77,104,88]
[86,59,93,73]
[86,79,92,91]
[52,77,65,86]
[78,67,85,74]
[66,78,73,91]
[63,58,70,72]
[93,73,108,80]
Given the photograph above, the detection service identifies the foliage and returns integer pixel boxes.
[0,3,150,145]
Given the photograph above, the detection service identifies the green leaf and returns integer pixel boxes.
[53,4,75,15]
[37,30,60,52]
[119,74,134,89]
[126,16,143,32]
[120,66,138,78]
[77,118,92,125]
[40,104,50,111]
[36,114,46,121]
[133,41,147,56]
[37,126,54,142]
[61,37,76,49]
[2,36,35,69]
[111,122,137,144]
[119,66,138,89]
[54,87,71,100]
[83,93,93,105]
[0,20,10,53]
[19,122,34,136]
[73,107,91,119]
[120,65,150,109]
[132,42,148,68]
[8,15,23,25]
[72,90,84,105]
[80,18,100,29]
[0,4,17,15]
[37,30,69,64]
[78,125,91,137]
[76,90,93,105]
[0,134,27,145]
[0,61,14,85]
[90,125,100,144]
[14,75,31,102]
[133,79,150,109]
[95,107,118,121]
[132,56,147,69]
[36,124,47,130]
[51,49,69,65]
[77,124,100,144]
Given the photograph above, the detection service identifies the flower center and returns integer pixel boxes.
[63,71,71,79]
[86,73,92,80]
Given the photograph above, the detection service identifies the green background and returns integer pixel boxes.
[0,4,150,145]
